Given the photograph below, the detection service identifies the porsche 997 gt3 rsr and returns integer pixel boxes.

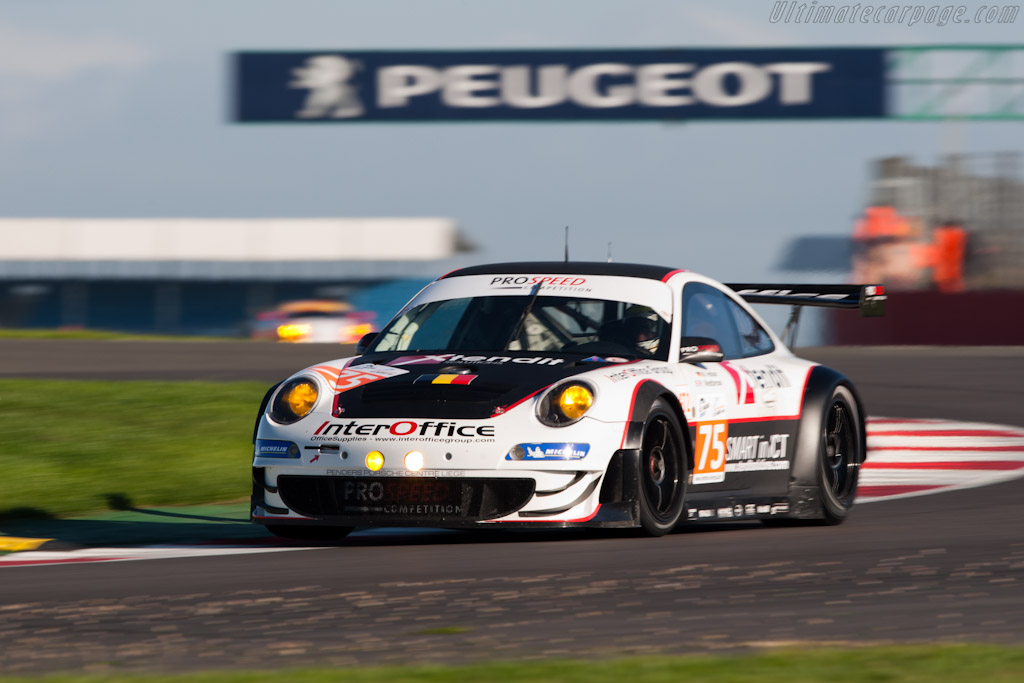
[250,262,885,539]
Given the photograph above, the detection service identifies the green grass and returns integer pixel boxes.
[0,645,1022,682]
[0,329,242,341]
[0,379,267,518]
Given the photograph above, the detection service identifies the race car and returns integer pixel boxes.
[250,300,377,344]
[250,262,885,539]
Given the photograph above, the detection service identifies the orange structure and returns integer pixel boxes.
[851,206,923,290]
[930,223,968,292]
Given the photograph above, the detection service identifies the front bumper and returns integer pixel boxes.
[251,449,643,529]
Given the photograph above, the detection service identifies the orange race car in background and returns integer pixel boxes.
[251,300,377,344]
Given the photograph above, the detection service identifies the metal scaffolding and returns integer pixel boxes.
[889,46,1024,120]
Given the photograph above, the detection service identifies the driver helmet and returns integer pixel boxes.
[623,305,660,353]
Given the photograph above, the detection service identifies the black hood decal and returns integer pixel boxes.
[336,351,629,419]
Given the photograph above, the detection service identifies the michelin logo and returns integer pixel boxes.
[255,439,300,459]
[291,55,364,119]
[507,443,590,461]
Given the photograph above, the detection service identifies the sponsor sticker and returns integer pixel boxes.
[506,442,590,461]
[677,388,692,419]
[335,478,464,516]
[311,420,496,444]
[255,439,300,459]
[693,369,725,388]
[720,362,791,405]
[606,365,674,383]
[695,395,727,420]
[489,275,590,292]
[326,469,468,478]
[388,353,565,367]
[725,433,791,468]
[693,420,728,484]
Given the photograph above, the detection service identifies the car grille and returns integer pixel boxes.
[352,382,516,418]
[278,475,535,521]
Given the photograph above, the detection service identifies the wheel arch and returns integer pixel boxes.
[253,381,282,444]
[620,380,694,473]
[789,365,867,490]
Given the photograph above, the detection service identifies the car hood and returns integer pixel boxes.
[326,351,633,419]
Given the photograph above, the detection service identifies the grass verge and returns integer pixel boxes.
[0,329,241,341]
[0,379,267,518]
[0,645,1022,682]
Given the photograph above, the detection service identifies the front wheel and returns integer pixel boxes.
[637,399,688,536]
[265,525,354,541]
[818,385,862,525]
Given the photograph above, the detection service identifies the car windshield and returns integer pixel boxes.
[369,295,670,360]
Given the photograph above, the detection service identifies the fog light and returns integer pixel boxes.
[509,445,526,460]
[404,451,424,472]
[366,451,384,471]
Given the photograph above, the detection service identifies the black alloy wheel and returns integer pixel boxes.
[818,385,862,524]
[637,399,687,536]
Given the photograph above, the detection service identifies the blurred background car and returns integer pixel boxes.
[250,300,376,344]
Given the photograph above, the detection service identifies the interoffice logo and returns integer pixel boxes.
[290,54,365,119]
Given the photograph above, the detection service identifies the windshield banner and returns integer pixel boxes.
[403,274,674,322]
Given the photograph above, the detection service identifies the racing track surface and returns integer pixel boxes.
[1,341,1023,674]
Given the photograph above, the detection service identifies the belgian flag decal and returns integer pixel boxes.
[414,373,478,385]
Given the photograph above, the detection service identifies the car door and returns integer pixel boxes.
[678,282,795,498]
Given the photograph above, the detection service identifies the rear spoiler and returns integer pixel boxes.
[726,284,886,316]
[725,284,886,347]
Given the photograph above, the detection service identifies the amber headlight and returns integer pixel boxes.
[537,381,595,427]
[269,378,320,424]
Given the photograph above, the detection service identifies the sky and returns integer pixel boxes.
[0,0,1021,296]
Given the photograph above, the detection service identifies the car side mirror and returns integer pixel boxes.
[679,336,725,363]
[355,332,378,354]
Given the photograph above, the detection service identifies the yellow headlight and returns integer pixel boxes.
[277,323,312,342]
[557,384,594,421]
[284,381,318,418]
[366,451,385,471]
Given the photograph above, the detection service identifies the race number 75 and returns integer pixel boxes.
[693,420,728,484]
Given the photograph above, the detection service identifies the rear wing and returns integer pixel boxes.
[725,284,886,316]
[724,284,886,347]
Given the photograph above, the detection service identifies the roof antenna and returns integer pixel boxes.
[607,242,613,263]
[564,226,569,262]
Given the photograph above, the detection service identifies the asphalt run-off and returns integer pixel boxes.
[3,416,1023,568]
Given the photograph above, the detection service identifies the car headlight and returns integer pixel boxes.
[537,381,595,427]
[277,323,312,342]
[269,377,320,424]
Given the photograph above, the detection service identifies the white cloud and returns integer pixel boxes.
[0,22,154,145]
[0,21,151,80]
[684,3,801,45]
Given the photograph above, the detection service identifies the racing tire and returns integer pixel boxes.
[817,385,862,525]
[265,525,355,541]
[637,399,688,536]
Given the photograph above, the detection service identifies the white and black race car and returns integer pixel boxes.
[251,262,885,539]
